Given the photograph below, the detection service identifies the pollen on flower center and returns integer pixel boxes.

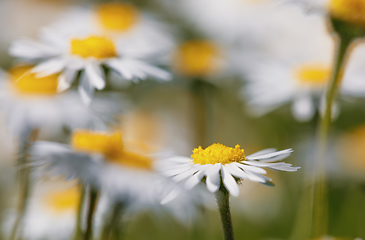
[71,130,123,158]
[10,65,59,95]
[96,3,139,31]
[329,0,365,25]
[44,187,80,214]
[191,143,245,165]
[173,40,221,77]
[70,36,117,59]
[295,64,330,87]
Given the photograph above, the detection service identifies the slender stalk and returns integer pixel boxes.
[84,187,99,240]
[311,36,353,238]
[100,202,125,240]
[215,186,235,240]
[73,183,87,240]
[10,129,38,240]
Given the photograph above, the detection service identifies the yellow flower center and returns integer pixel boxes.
[173,40,221,77]
[9,65,59,95]
[329,0,365,25]
[71,130,152,170]
[70,36,117,59]
[191,143,245,165]
[44,187,80,214]
[96,3,139,31]
[71,130,123,158]
[295,64,331,87]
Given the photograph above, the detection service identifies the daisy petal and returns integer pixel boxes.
[246,149,293,162]
[78,71,95,105]
[31,58,66,77]
[221,166,239,197]
[160,189,180,205]
[57,68,77,92]
[245,161,300,172]
[173,168,199,182]
[85,62,105,90]
[205,164,222,193]
[225,163,250,179]
[106,59,134,80]
[185,170,205,190]
[245,148,277,159]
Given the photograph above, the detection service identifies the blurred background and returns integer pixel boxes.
[1,0,365,239]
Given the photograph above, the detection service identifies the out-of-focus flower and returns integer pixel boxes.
[4,181,80,240]
[242,5,365,121]
[163,143,298,197]
[9,4,173,104]
[0,65,117,138]
[31,130,208,222]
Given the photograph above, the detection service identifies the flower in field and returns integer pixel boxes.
[9,3,173,104]
[163,143,298,197]
[31,130,207,222]
[0,65,117,138]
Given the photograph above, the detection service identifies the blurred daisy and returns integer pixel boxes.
[4,181,80,240]
[243,5,365,121]
[163,143,298,197]
[9,4,173,104]
[0,65,117,138]
[31,130,208,222]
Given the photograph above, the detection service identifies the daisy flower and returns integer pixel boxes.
[9,4,173,104]
[164,143,298,197]
[0,65,118,138]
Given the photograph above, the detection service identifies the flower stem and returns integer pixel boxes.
[10,129,38,240]
[100,202,125,240]
[312,35,353,238]
[73,183,87,240]
[84,187,99,240]
[215,186,235,240]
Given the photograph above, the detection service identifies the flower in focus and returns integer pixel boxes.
[163,143,298,197]
[9,4,173,104]
[31,130,208,222]
[0,66,117,138]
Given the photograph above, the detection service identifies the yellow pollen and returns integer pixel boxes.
[173,40,221,77]
[71,130,123,159]
[191,143,245,165]
[111,150,153,170]
[44,187,80,214]
[96,3,139,31]
[329,0,365,25]
[295,64,331,87]
[9,65,58,95]
[70,36,117,59]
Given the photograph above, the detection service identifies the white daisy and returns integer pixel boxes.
[163,143,299,197]
[9,4,173,104]
[242,5,365,122]
[0,65,118,138]
[30,130,208,223]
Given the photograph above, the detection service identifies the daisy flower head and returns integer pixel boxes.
[164,143,298,197]
[9,5,173,105]
[0,65,117,138]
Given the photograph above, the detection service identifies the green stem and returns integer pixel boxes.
[215,186,235,240]
[73,183,87,240]
[100,202,125,240]
[84,187,99,240]
[311,36,353,238]
[10,129,38,240]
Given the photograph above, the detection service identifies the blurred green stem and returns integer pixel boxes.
[312,35,353,238]
[84,187,99,240]
[100,202,125,240]
[73,183,87,240]
[215,186,235,240]
[9,129,38,240]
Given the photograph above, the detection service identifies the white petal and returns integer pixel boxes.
[245,161,300,172]
[31,58,66,77]
[244,170,272,184]
[221,166,239,197]
[225,163,250,179]
[78,71,94,105]
[85,62,105,90]
[106,59,134,80]
[57,68,77,92]
[246,149,293,162]
[246,148,277,159]
[163,165,193,177]
[205,164,222,193]
[160,189,180,205]
[172,168,199,182]
[291,95,315,122]
[185,169,206,190]
[236,163,267,174]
